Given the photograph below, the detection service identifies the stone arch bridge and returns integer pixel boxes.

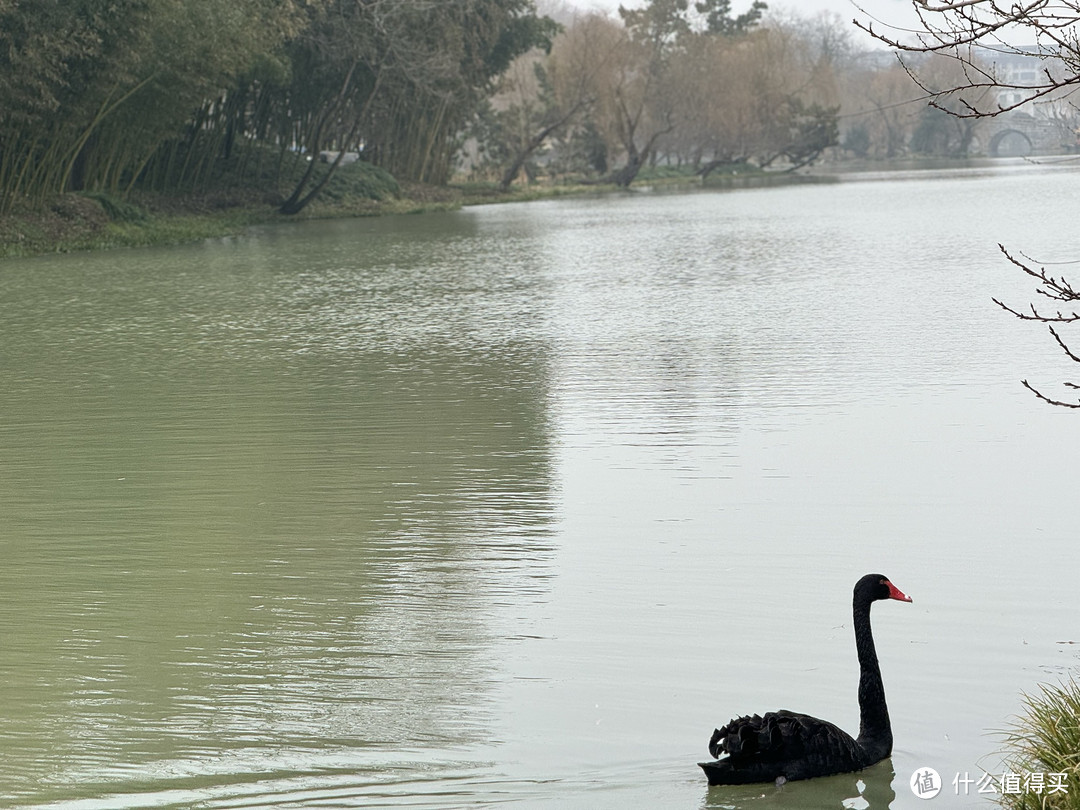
[984,112,1073,157]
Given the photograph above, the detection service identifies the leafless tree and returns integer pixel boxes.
[993,246,1080,407]
[858,2,1080,406]
[854,1,1080,117]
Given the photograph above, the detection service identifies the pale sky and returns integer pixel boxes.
[565,0,923,48]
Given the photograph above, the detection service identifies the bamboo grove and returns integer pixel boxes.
[0,0,557,215]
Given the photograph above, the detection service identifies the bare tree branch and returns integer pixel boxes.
[995,243,1080,406]
[993,244,1080,322]
[874,3,1080,408]
[855,0,1080,118]
[1022,378,1080,407]
[1049,324,1080,363]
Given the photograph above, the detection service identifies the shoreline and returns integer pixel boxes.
[0,156,1052,261]
[0,179,638,261]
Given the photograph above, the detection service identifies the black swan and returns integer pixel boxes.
[699,573,911,786]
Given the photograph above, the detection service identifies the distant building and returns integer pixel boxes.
[972,45,1064,112]
[971,45,1078,154]
[852,48,901,71]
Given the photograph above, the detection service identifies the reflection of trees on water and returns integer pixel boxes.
[0,231,558,798]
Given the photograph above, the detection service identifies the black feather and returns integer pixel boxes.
[699,574,911,785]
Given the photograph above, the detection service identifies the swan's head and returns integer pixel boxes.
[858,573,913,604]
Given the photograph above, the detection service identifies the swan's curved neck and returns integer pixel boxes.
[854,597,892,756]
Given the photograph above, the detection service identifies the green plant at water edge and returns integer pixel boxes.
[80,191,147,223]
[309,160,400,203]
[997,677,1080,810]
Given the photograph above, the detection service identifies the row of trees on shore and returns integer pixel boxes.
[0,0,556,214]
[474,0,1080,190]
[474,0,840,189]
[2,0,1076,216]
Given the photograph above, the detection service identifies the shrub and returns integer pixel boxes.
[997,677,1080,810]
[80,191,148,223]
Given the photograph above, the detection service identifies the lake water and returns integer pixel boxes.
[1,160,1078,809]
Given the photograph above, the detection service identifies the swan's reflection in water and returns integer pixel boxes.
[702,760,897,809]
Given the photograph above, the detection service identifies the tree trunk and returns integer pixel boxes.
[610,151,645,187]
[280,115,361,215]
[279,59,362,215]
[498,100,587,191]
[606,118,673,188]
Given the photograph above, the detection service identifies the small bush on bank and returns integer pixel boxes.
[80,191,148,223]
[319,160,400,202]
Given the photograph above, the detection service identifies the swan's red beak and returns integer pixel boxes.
[885,581,912,603]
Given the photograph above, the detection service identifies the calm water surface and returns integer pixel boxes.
[1,160,1078,809]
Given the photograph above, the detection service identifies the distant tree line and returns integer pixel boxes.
[470,1,1080,188]
[471,0,843,189]
[5,0,1077,218]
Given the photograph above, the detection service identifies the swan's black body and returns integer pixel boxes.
[700,574,911,786]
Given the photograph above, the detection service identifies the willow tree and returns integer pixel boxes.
[594,0,689,187]
[567,0,774,187]
[469,12,619,190]
[590,1,837,181]
[694,22,839,173]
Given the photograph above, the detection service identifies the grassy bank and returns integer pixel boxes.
[996,677,1080,809]
[0,159,456,259]
[0,184,614,261]
[0,162,747,259]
